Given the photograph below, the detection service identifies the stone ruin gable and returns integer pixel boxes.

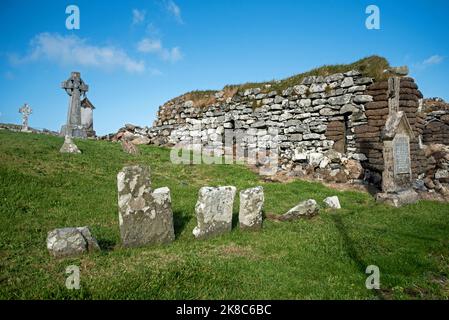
[360,77,428,180]
[422,110,449,145]
[149,70,376,167]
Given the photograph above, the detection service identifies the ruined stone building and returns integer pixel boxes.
[81,97,96,138]
[114,59,449,203]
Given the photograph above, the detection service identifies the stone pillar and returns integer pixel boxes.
[193,186,236,239]
[117,165,175,247]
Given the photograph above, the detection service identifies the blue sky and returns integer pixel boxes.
[0,0,448,135]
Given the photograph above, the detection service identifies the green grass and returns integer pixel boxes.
[1,130,448,300]
[183,55,390,101]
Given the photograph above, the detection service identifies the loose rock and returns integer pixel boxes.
[47,227,100,258]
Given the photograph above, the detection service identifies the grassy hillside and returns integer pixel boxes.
[1,130,448,300]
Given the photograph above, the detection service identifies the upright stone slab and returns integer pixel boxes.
[193,186,236,239]
[117,165,175,247]
[239,186,264,230]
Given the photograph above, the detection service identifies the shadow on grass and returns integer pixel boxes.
[331,214,387,300]
[173,210,192,238]
[97,238,117,252]
[232,213,239,229]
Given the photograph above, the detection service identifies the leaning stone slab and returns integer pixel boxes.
[60,135,81,154]
[376,189,419,208]
[117,165,175,247]
[277,199,319,221]
[323,196,341,209]
[239,186,264,230]
[193,186,236,239]
[47,227,100,258]
[122,140,140,155]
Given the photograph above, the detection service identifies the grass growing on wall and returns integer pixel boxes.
[181,55,390,108]
[1,130,448,300]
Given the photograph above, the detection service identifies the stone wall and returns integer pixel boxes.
[147,70,433,187]
[358,77,427,178]
[422,110,449,145]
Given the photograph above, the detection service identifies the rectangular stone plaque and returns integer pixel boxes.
[394,136,411,175]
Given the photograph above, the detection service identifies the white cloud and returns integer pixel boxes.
[132,9,146,25]
[423,55,444,65]
[137,39,162,53]
[166,1,183,24]
[137,38,183,63]
[11,33,145,74]
[162,47,183,62]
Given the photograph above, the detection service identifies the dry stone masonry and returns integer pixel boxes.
[117,165,175,247]
[149,70,374,176]
[143,66,449,204]
[193,186,236,239]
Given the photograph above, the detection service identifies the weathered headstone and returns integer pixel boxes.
[60,135,81,154]
[18,103,32,132]
[239,186,264,230]
[193,186,236,239]
[47,227,100,258]
[61,72,89,138]
[117,165,175,247]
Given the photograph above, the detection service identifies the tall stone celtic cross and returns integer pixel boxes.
[18,103,32,131]
[61,72,89,138]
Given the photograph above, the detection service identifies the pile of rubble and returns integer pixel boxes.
[421,144,449,197]
[100,124,152,145]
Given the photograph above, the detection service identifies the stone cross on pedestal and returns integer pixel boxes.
[19,103,32,132]
[61,72,89,138]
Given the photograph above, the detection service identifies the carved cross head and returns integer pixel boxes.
[61,72,89,97]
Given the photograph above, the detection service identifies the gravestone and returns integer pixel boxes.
[18,103,32,132]
[193,186,236,239]
[377,75,418,207]
[239,186,264,230]
[47,227,100,258]
[117,165,175,247]
[60,72,89,138]
[324,196,341,209]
